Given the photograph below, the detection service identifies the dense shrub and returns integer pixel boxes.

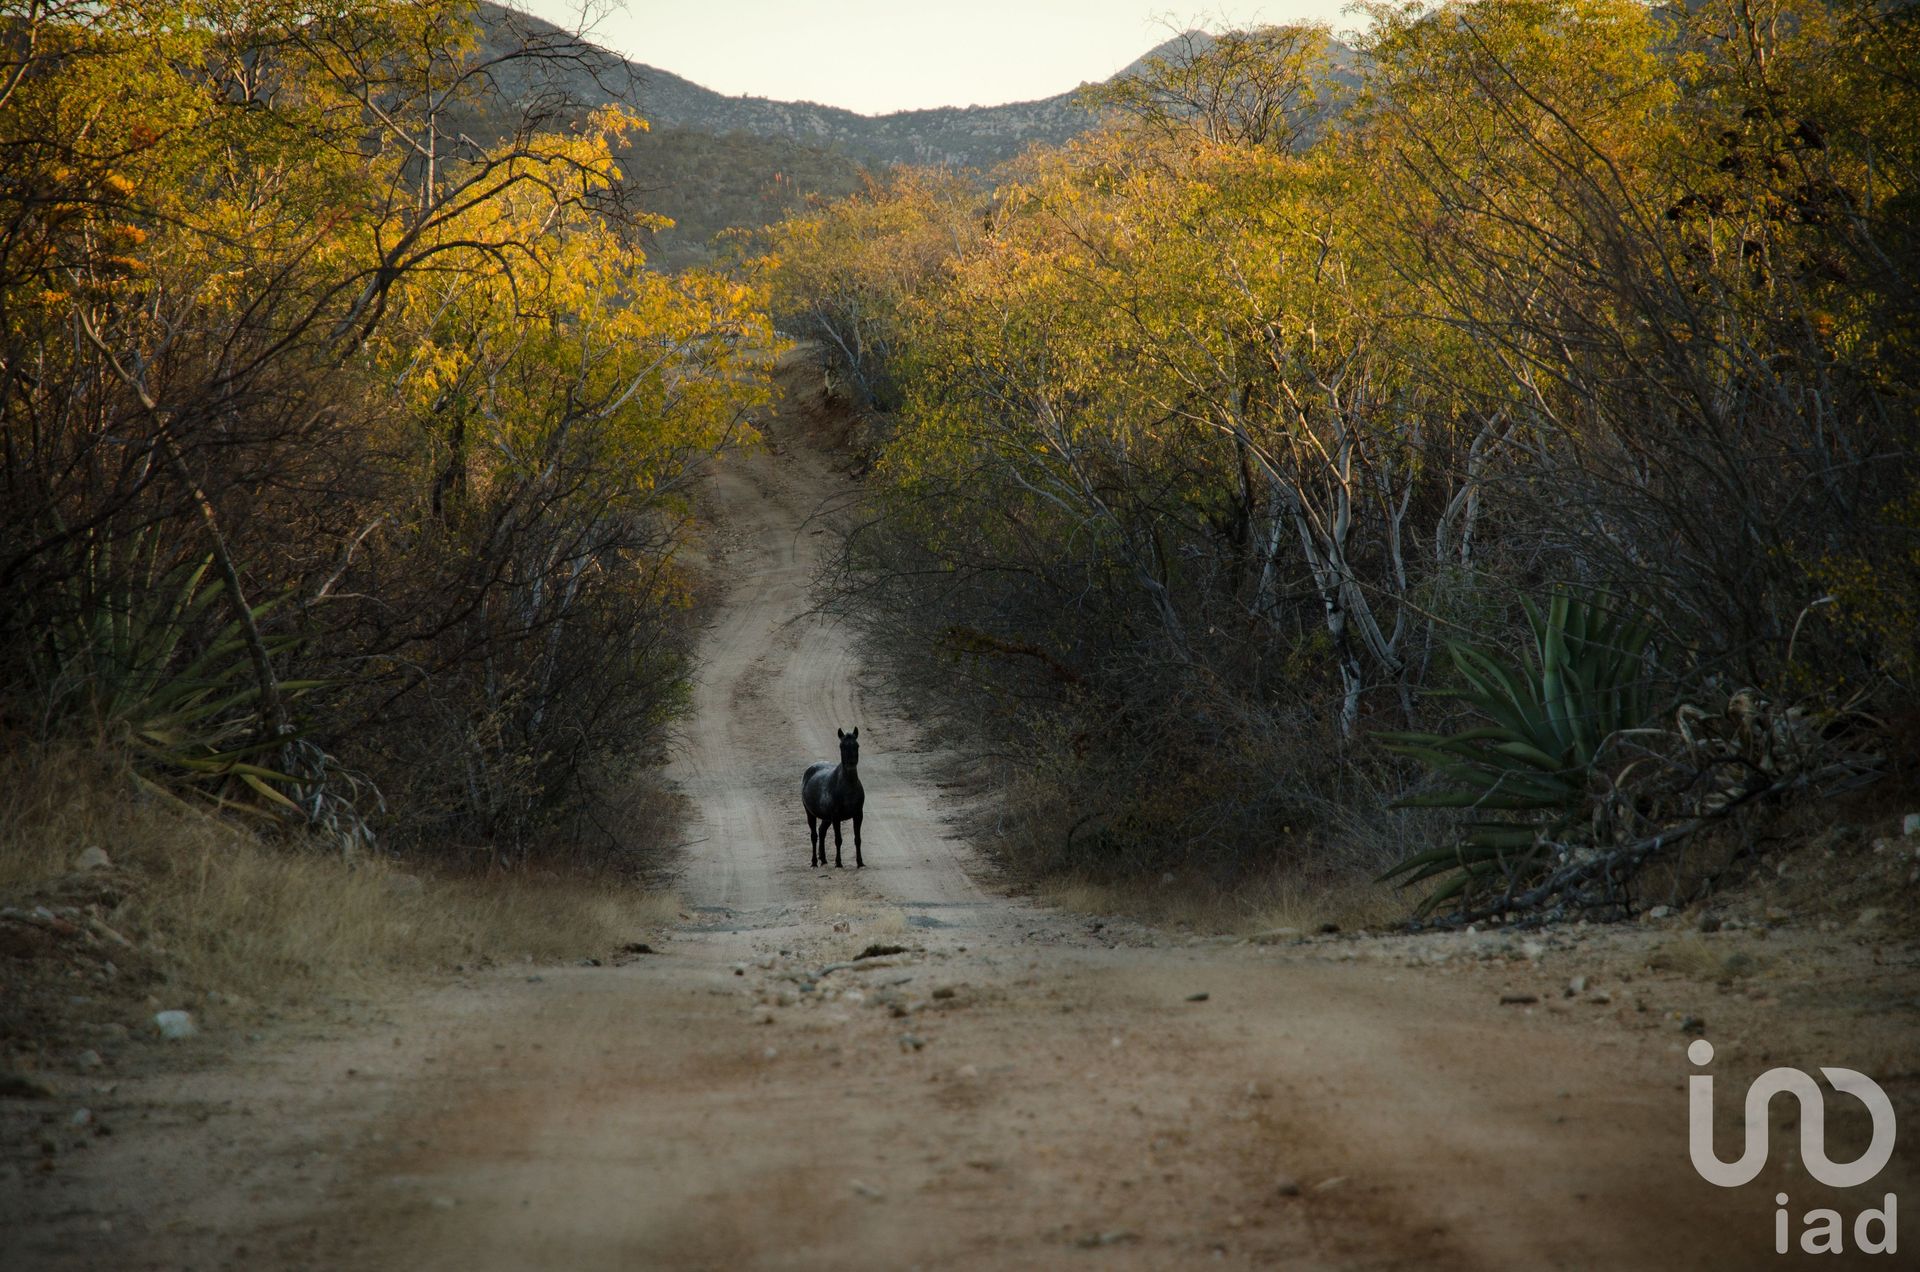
[763,0,1918,908]
[0,2,771,860]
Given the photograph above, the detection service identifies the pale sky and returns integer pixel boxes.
[513,1,1360,116]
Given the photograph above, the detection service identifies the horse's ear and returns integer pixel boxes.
[837,728,844,739]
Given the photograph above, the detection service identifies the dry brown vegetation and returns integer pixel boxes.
[0,0,771,866]
[0,747,677,1070]
[763,0,1919,919]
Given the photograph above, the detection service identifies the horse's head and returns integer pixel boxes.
[836,726,859,767]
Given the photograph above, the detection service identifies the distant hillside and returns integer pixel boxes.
[470,5,1341,266]
[478,3,1109,171]
[622,128,872,271]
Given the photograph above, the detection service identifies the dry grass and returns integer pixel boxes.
[1038,871,1411,937]
[0,747,678,1009]
[1647,936,1770,983]
[812,899,912,961]
[1235,876,1419,935]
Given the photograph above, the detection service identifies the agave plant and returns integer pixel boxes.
[32,529,317,815]
[1379,589,1658,915]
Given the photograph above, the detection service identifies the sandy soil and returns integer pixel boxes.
[4,354,1917,1270]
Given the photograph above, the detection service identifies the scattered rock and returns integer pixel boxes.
[75,1049,103,1070]
[70,1108,92,1128]
[1903,813,1920,838]
[1499,993,1539,1006]
[898,1032,925,1052]
[1647,906,1673,920]
[1676,1015,1707,1035]
[73,846,112,872]
[577,958,602,968]
[153,1011,196,1041]
[931,986,957,1000]
[525,975,544,984]
[1274,1178,1302,1197]
[1185,991,1211,1003]
[851,1180,885,1201]
[1565,976,1588,997]
[1855,907,1885,928]
[1074,1231,1138,1248]
[1314,1176,1348,1193]
[85,917,134,950]
[621,942,655,955]
[1587,992,1613,1005]
[385,873,424,898]
[955,1064,979,1080]
[856,943,908,960]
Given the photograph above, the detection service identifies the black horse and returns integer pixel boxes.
[802,727,864,868]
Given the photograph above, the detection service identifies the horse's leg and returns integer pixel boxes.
[853,811,863,868]
[832,819,843,868]
[807,810,819,867]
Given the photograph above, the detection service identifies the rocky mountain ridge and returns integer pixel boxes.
[481,3,1206,170]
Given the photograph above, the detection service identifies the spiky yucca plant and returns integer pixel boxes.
[31,530,316,815]
[1379,590,1657,914]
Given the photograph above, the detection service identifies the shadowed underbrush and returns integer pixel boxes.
[774,0,1917,924]
[0,748,678,1060]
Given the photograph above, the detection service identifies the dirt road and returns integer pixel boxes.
[6,357,1911,1270]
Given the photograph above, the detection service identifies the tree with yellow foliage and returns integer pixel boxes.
[0,1,773,855]
[762,0,1917,904]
